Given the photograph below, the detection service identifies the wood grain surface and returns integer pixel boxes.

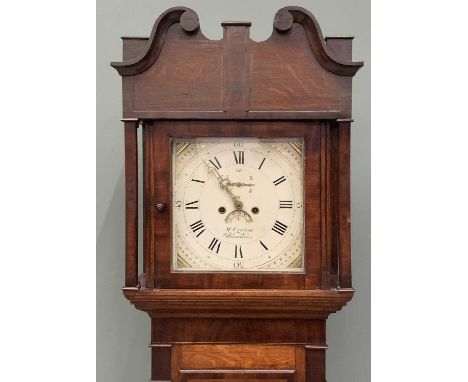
[146,120,322,290]
[123,119,139,287]
[180,345,295,369]
[111,6,363,382]
[151,318,325,344]
[112,7,363,120]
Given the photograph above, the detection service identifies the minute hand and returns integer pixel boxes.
[226,181,255,187]
[204,161,243,210]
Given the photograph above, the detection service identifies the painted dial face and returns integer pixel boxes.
[172,137,304,272]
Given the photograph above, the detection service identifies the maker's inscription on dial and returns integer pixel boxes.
[223,227,254,240]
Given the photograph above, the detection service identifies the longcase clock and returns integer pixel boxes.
[111,6,363,381]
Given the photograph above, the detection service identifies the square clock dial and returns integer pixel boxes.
[172,137,304,272]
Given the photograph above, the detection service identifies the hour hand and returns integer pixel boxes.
[219,181,243,210]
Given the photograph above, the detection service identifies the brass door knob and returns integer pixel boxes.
[155,203,166,212]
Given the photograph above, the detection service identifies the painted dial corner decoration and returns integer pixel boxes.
[172,137,304,272]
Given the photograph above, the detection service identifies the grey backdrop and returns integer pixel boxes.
[97,1,370,381]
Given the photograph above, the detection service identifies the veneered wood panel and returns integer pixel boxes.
[180,345,295,369]
[124,120,139,287]
[151,318,326,344]
[152,345,171,381]
[320,122,331,288]
[306,347,326,382]
[303,123,322,289]
[153,124,172,289]
[294,346,306,382]
[250,24,351,114]
[180,371,294,382]
[222,24,250,113]
[337,121,352,287]
[114,8,362,118]
[146,120,322,290]
[329,121,352,288]
[133,25,223,112]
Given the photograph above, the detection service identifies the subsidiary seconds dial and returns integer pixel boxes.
[172,138,304,272]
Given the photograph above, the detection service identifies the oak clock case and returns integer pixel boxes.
[111,6,363,382]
